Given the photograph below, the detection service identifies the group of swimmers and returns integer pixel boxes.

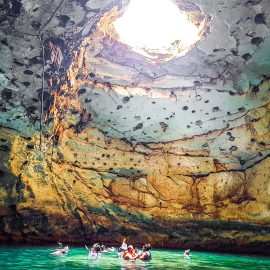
[88,239,152,261]
[88,243,115,258]
[50,239,152,261]
[117,239,152,261]
[50,240,190,261]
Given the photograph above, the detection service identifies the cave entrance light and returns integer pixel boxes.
[113,0,202,61]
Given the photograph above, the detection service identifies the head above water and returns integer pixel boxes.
[127,245,133,250]
[143,243,152,251]
[93,243,101,252]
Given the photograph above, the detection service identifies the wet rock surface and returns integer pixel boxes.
[0,126,270,254]
[0,0,270,254]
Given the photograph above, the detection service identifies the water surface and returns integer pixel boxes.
[0,246,270,269]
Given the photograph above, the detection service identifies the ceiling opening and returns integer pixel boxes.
[113,0,207,62]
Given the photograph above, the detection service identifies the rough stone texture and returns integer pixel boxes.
[1,126,270,254]
[0,0,270,254]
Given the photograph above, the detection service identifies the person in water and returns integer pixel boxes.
[57,242,63,249]
[117,238,128,257]
[123,245,137,260]
[51,245,69,256]
[107,247,115,252]
[61,246,69,254]
[100,244,109,253]
[120,238,128,251]
[183,249,191,259]
[135,244,152,261]
[90,243,101,258]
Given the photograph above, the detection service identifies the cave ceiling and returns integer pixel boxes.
[0,0,270,169]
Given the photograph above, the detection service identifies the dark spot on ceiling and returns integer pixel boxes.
[122,96,130,103]
[27,106,37,114]
[238,107,246,112]
[23,70,34,75]
[14,60,24,66]
[254,13,266,24]
[0,145,10,152]
[231,49,238,56]
[0,169,5,177]
[1,89,12,101]
[212,107,220,112]
[31,20,41,30]
[57,15,70,27]
[8,0,23,17]
[133,123,143,131]
[159,122,168,132]
[242,53,252,61]
[195,120,203,126]
[251,37,264,46]
[29,56,42,65]
[26,143,35,149]
[194,81,202,86]
[78,88,86,95]
[85,98,91,103]
[251,85,260,93]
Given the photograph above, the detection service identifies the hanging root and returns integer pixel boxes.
[38,33,45,152]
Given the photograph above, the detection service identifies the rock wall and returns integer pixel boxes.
[1,125,270,254]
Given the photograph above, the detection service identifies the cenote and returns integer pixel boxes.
[1,0,270,268]
[1,246,270,270]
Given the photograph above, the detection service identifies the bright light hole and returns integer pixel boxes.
[114,0,201,58]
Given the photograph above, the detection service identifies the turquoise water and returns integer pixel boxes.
[0,246,270,269]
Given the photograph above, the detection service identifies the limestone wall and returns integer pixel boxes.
[1,126,270,253]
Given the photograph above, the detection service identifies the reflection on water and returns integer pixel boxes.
[0,246,270,270]
[121,260,150,270]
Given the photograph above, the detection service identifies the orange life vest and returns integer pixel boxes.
[123,249,135,258]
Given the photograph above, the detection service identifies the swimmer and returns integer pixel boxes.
[100,245,109,253]
[50,245,69,256]
[107,247,115,252]
[123,245,137,261]
[57,242,63,249]
[117,238,128,257]
[135,244,152,261]
[117,247,124,257]
[86,243,101,259]
[183,249,191,260]
[120,238,127,251]
[92,243,101,256]
[62,246,69,254]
